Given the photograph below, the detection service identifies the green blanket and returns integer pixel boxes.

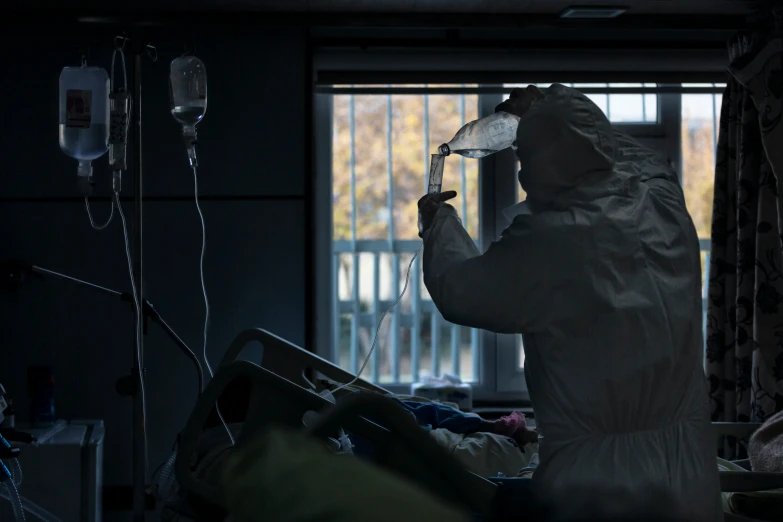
[222,427,471,522]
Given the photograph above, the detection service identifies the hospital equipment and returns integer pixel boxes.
[0,260,204,397]
[0,486,61,522]
[0,258,203,521]
[108,39,131,192]
[149,327,783,522]
[2,464,25,522]
[0,434,22,483]
[0,415,63,522]
[438,111,520,159]
[168,53,235,447]
[172,329,496,521]
[57,35,156,522]
[0,384,8,426]
[58,63,110,196]
[169,54,207,168]
[2,420,100,522]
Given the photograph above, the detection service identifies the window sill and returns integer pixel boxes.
[472,405,535,420]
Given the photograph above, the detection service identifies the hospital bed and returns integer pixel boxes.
[163,328,783,522]
[171,329,496,521]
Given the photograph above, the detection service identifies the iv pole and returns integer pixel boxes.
[130,34,146,522]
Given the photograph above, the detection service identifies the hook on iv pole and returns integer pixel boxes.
[78,45,89,67]
[114,35,128,51]
[146,44,158,62]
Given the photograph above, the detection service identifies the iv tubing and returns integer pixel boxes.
[3,480,25,522]
[85,198,114,230]
[115,191,150,476]
[332,245,422,394]
[0,488,60,522]
[191,164,234,446]
[0,483,61,522]
[7,458,22,487]
[82,44,128,232]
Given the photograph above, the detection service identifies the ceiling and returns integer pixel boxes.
[233,0,760,15]
[5,0,762,15]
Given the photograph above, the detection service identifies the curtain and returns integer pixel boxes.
[707,24,783,434]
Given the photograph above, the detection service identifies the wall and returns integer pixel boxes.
[0,28,309,490]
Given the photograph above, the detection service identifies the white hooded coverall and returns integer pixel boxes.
[422,84,722,521]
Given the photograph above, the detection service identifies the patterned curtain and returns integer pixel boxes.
[707,24,783,439]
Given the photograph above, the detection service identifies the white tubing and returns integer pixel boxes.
[8,458,23,487]
[3,480,25,521]
[0,483,61,522]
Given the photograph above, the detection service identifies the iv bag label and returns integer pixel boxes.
[65,89,92,129]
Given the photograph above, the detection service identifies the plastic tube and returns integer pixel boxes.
[332,246,421,394]
[155,449,179,503]
[8,458,23,487]
[191,164,234,446]
[0,483,61,522]
[428,153,445,194]
[3,480,26,521]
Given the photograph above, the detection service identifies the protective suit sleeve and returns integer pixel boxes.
[422,206,538,334]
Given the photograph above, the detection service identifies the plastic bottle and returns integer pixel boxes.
[439,111,520,159]
[428,154,445,195]
[169,55,207,166]
[58,66,110,195]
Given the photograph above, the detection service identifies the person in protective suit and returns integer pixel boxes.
[418,84,722,522]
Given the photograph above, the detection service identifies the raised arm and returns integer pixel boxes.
[422,206,543,334]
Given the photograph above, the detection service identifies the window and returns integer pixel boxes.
[319,82,723,399]
[330,86,483,392]
[680,84,725,333]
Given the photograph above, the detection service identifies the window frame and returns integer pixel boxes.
[315,83,706,402]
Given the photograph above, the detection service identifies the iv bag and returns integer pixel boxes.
[169,56,207,141]
[58,66,110,190]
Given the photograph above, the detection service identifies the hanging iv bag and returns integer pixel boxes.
[59,66,110,195]
[169,55,207,145]
[438,111,520,159]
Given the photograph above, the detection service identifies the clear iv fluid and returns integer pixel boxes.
[171,106,205,127]
[439,111,520,159]
[58,66,110,188]
[169,56,208,141]
[59,124,109,161]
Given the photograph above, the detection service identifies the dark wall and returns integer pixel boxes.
[0,28,309,486]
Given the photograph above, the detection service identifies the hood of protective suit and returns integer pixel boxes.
[515,84,619,208]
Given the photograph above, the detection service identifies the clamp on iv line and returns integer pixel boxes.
[82,36,133,232]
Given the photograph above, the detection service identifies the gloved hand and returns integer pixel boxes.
[418,191,457,238]
[494,85,544,118]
